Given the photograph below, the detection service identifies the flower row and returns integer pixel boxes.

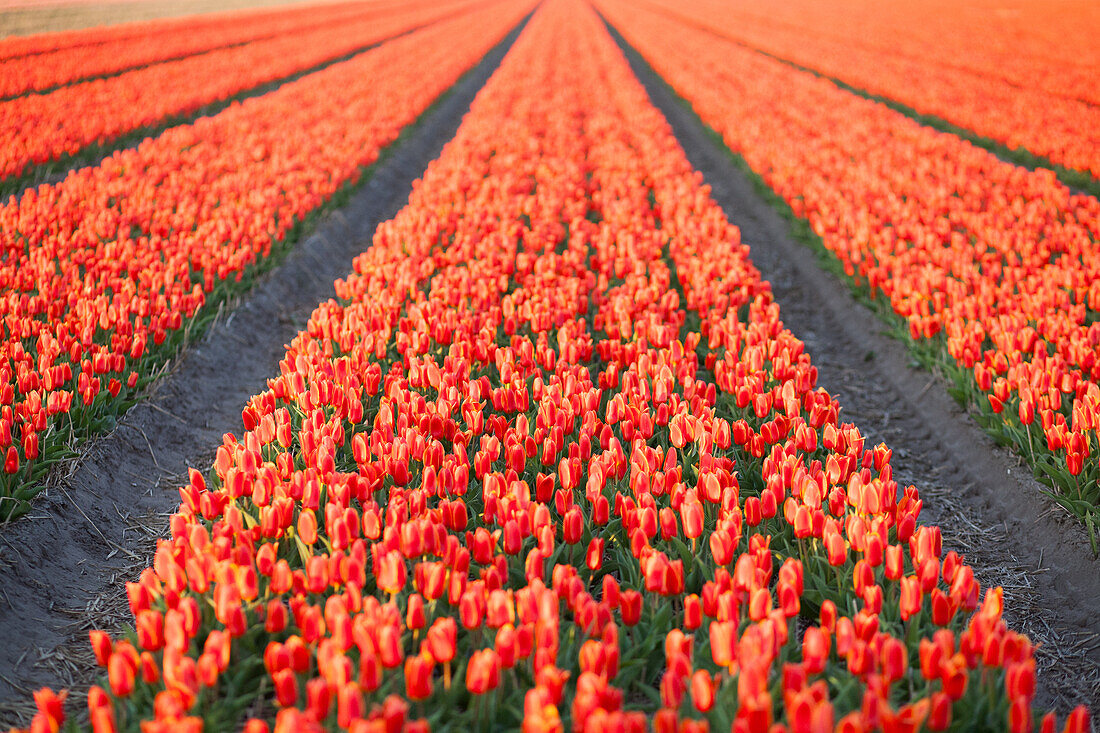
[0,0,387,98]
[17,1,1088,730]
[633,0,1100,179]
[0,0,478,184]
[596,0,1100,541]
[685,0,1100,108]
[0,0,531,520]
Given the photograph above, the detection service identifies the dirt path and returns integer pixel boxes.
[0,17,528,726]
[0,0,345,38]
[607,20,1100,719]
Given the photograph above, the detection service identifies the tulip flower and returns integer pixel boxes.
[681,499,703,543]
[404,651,435,701]
[4,446,18,475]
[89,630,112,667]
[690,669,715,713]
[107,652,136,697]
[466,648,501,695]
[585,537,605,571]
[427,617,457,689]
[618,590,643,627]
[377,552,407,597]
[272,669,297,708]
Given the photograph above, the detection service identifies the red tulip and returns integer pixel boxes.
[585,537,605,571]
[466,648,501,695]
[426,617,457,664]
[404,652,434,701]
[619,590,642,627]
[272,669,297,707]
[377,551,407,596]
[681,499,703,540]
[562,507,584,545]
[683,594,702,630]
[899,575,922,621]
[377,624,404,668]
[802,626,829,675]
[107,652,136,697]
[690,669,715,712]
[89,630,113,667]
[710,620,736,668]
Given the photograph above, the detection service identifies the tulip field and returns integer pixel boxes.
[1,0,1097,731]
[0,0,480,186]
[0,0,527,520]
[596,0,1100,551]
[0,0,396,97]
[624,0,1100,187]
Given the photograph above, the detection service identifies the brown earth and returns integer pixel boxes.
[605,20,1100,721]
[0,17,528,728]
[0,0,345,39]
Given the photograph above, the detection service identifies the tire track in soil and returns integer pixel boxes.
[605,19,1100,720]
[0,16,530,726]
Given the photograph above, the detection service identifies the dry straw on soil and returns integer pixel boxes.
[0,0,345,38]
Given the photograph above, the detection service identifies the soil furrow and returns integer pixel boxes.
[605,18,1100,719]
[0,15,528,725]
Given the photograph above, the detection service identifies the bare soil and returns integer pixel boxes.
[0,18,527,727]
[0,0,344,39]
[608,22,1100,720]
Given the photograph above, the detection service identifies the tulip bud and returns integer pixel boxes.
[426,617,457,663]
[681,500,703,539]
[683,594,702,630]
[619,589,642,626]
[406,594,426,631]
[272,669,297,707]
[691,669,715,713]
[466,648,501,694]
[107,652,136,697]
[404,652,434,701]
[586,537,604,571]
[89,630,113,667]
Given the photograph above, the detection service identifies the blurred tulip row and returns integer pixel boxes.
[633,0,1100,181]
[15,1,1089,730]
[647,0,1100,108]
[597,0,1100,549]
[0,0,480,186]
[0,0,529,521]
[0,0,392,98]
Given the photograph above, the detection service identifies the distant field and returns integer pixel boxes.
[0,0,341,37]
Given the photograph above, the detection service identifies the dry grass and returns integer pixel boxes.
[910,467,1100,719]
[0,503,173,730]
[0,0,344,39]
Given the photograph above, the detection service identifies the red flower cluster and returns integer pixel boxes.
[15,1,1089,731]
[700,0,1100,109]
[0,0,393,98]
[598,0,1100,530]
[0,0,481,182]
[0,0,531,518]
[633,0,1100,178]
